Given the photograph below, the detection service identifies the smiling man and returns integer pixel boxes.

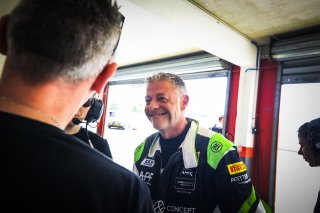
[133,72,266,213]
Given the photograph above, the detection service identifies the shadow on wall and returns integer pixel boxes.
[0,56,5,77]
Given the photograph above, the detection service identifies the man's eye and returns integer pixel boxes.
[145,98,151,105]
[157,96,169,103]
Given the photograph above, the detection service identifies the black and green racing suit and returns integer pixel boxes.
[134,119,266,213]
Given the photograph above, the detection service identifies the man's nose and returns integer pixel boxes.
[298,147,302,155]
[148,99,159,110]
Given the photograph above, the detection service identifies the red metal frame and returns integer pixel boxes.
[252,59,277,202]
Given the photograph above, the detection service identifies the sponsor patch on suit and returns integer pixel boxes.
[174,164,197,191]
[141,158,155,167]
[227,161,247,175]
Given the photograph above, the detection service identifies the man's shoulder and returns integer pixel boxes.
[86,128,107,141]
[134,132,158,163]
[135,132,158,148]
[196,131,237,170]
[78,127,101,138]
[0,112,147,189]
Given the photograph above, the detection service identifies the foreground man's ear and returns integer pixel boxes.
[0,15,9,55]
[181,95,189,111]
[90,62,118,93]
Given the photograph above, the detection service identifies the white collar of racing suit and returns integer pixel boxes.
[147,119,199,169]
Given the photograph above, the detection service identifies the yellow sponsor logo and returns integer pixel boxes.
[227,161,247,175]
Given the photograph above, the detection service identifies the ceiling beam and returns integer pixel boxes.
[124,0,257,67]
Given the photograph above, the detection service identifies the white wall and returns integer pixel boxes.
[275,83,320,213]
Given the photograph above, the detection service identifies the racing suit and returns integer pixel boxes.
[134,119,266,213]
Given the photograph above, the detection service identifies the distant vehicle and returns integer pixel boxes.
[108,118,126,130]
[107,111,152,131]
[108,112,127,130]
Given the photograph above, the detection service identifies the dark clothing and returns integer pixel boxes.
[0,112,154,213]
[315,190,320,213]
[73,127,112,159]
[210,124,222,133]
[134,119,264,213]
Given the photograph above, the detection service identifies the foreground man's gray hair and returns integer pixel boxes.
[6,0,122,84]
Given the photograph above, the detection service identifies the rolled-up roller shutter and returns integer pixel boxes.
[271,32,320,62]
[109,51,230,85]
[270,32,320,84]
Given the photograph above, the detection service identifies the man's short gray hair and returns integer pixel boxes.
[6,0,122,84]
[146,72,187,95]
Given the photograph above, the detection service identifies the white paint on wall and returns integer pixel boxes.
[275,83,320,213]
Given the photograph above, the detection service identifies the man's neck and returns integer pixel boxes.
[160,117,188,139]
[0,95,62,128]
[0,72,93,129]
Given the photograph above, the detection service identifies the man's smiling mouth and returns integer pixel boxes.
[148,112,166,117]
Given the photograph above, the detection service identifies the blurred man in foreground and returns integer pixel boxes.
[0,0,153,212]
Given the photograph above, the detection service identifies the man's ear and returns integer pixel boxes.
[181,95,189,111]
[0,15,9,55]
[90,62,118,93]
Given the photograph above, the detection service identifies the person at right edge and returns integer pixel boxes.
[0,0,153,212]
[297,118,320,213]
[133,72,266,213]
